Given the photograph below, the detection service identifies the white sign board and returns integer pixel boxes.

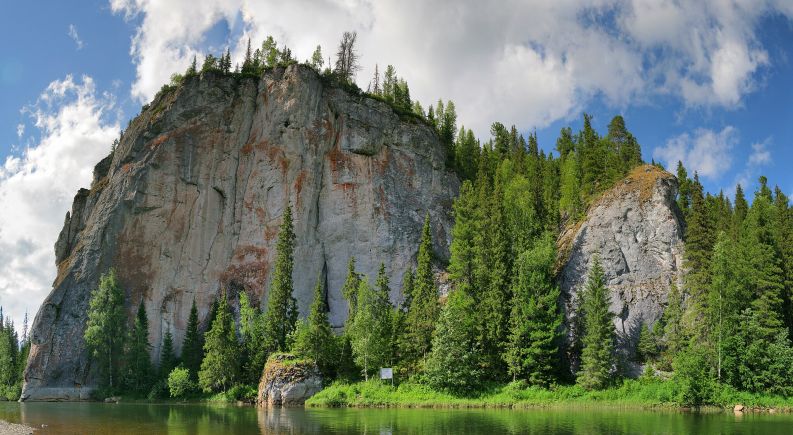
[380,368,393,380]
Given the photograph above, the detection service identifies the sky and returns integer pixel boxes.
[1,0,792,329]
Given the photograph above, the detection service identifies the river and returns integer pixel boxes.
[0,402,791,434]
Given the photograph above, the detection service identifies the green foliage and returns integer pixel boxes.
[167,366,196,398]
[348,277,392,380]
[159,329,177,379]
[292,276,338,378]
[122,301,153,393]
[400,215,439,373]
[636,323,658,363]
[673,345,715,406]
[262,204,299,355]
[425,288,482,394]
[504,235,563,387]
[181,299,203,380]
[577,257,617,390]
[198,292,239,393]
[239,292,267,384]
[84,268,126,390]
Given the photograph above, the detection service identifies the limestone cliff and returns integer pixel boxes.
[22,65,458,401]
[558,165,685,375]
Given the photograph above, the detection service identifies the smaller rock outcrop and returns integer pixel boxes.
[257,353,322,407]
[558,165,685,375]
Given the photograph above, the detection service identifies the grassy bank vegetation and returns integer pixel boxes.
[306,378,793,411]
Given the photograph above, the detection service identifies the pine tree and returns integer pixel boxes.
[577,257,616,390]
[292,275,337,378]
[262,204,299,354]
[676,161,691,218]
[198,292,239,392]
[401,215,439,371]
[334,31,359,82]
[504,235,563,386]
[84,269,126,390]
[181,299,203,380]
[425,288,481,394]
[123,301,153,393]
[159,329,177,379]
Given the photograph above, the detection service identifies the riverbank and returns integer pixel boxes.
[305,379,793,412]
[0,420,35,435]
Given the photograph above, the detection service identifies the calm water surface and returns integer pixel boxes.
[1,402,792,434]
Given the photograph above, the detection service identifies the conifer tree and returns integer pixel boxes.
[448,181,478,293]
[402,215,439,371]
[636,323,658,363]
[559,151,582,219]
[262,204,299,354]
[425,288,481,394]
[292,275,337,378]
[262,36,279,68]
[504,235,562,386]
[198,292,239,392]
[660,283,684,369]
[577,257,616,390]
[84,269,126,389]
[123,301,153,393]
[341,257,362,323]
[181,299,203,380]
[159,329,177,380]
[676,161,691,217]
[186,55,197,76]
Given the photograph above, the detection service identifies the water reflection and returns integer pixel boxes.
[1,402,792,434]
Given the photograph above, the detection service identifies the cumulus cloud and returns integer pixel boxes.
[0,76,119,326]
[109,0,793,136]
[652,126,739,180]
[68,24,84,50]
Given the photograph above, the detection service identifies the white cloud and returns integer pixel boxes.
[748,140,771,166]
[653,126,739,180]
[109,0,793,137]
[16,124,24,138]
[68,24,84,50]
[0,76,119,327]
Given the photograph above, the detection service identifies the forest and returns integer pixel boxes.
[2,33,791,407]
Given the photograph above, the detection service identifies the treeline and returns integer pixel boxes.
[0,310,30,400]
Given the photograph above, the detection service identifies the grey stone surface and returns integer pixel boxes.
[558,165,685,376]
[22,65,458,400]
[257,354,323,407]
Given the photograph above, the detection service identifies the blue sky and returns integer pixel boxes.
[0,0,792,325]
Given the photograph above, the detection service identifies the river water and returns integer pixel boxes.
[1,402,791,434]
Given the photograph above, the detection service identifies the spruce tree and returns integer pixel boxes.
[660,283,684,370]
[181,299,203,380]
[448,181,478,292]
[123,301,153,393]
[402,215,439,371]
[636,323,658,363]
[341,257,362,322]
[292,275,337,378]
[159,329,177,379]
[425,288,481,394]
[577,257,616,390]
[84,269,126,390]
[675,161,691,218]
[504,235,563,386]
[198,292,239,392]
[262,204,298,354]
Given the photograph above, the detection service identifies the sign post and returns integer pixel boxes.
[380,367,393,386]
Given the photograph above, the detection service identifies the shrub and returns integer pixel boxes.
[168,367,195,398]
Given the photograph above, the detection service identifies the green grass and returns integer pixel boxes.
[306,378,793,411]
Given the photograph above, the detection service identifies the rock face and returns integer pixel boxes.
[257,353,322,407]
[558,165,685,375]
[22,65,458,401]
